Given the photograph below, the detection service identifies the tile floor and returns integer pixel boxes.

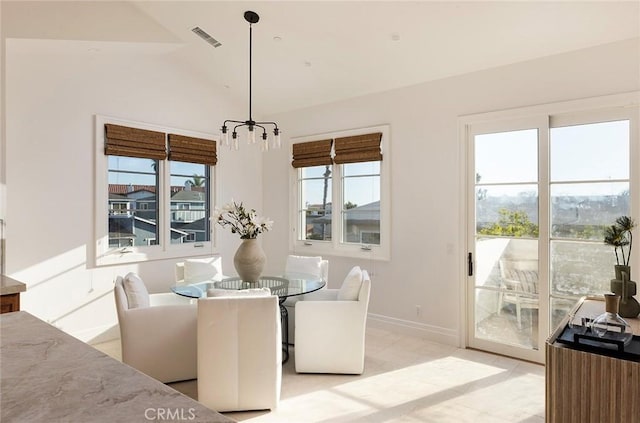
[92,326,545,422]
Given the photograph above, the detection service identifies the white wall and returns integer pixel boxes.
[4,38,263,341]
[262,38,640,345]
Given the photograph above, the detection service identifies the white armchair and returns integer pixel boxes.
[114,273,197,383]
[283,255,328,343]
[175,256,223,285]
[197,294,281,412]
[295,266,371,374]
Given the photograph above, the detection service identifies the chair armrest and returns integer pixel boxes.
[299,289,339,301]
[121,304,196,337]
[149,293,194,306]
[284,288,338,307]
[295,299,367,374]
[119,304,197,382]
[296,300,366,335]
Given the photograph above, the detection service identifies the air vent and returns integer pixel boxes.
[191,27,222,48]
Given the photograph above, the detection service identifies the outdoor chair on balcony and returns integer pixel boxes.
[498,259,539,328]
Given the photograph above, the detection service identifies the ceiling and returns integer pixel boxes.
[3,1,639,115]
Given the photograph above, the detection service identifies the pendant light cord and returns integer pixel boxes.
[248,23,253,123]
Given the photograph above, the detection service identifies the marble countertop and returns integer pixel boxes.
[1,311,234,422]
[0,275,27,295]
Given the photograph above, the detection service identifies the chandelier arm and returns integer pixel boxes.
[254,121,279,129]
[224,119,246,126]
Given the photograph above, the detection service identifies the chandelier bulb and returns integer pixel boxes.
[274,131,281,149]
[221,131,229,146]
[248,126,256,144]
[233,137,239,151]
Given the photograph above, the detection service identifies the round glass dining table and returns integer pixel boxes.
[171,274,326,363]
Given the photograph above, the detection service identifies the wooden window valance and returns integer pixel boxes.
[334,132,383,164]
[104,124,167,160]
[291,139,333,168]
[168,134,217,166]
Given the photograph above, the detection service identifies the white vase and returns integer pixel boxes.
[233,238,266,282]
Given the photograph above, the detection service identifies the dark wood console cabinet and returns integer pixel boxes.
[0,275,26,314]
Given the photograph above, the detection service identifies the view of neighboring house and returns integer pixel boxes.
[308,201,381,244]
[107,183,208,247]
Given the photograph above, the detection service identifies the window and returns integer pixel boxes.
[291,125,390,260]
[342,161,381,246]
[95,116,217,266]
[548,115,632,328]
[170,161,210,244]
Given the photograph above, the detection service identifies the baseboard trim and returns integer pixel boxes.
[367,313,460,347]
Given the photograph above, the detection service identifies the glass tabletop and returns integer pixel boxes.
[171,274,326,300]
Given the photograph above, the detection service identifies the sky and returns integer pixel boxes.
[475,120,630,197]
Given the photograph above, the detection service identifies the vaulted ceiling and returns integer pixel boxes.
[3,1,639,114]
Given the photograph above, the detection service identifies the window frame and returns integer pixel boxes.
[94,115,218,266]
[290,124,391,260]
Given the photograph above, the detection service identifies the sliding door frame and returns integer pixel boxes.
[458,91,640,362]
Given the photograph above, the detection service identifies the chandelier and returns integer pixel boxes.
[220,11,281,151]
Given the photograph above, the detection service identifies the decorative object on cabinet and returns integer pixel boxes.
[604,215,638,317]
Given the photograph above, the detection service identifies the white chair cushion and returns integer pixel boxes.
[337,266,362,301]
[285,255,323,277]
[184,257,222,283]
[207,287,272,298]
[123,272,150,309]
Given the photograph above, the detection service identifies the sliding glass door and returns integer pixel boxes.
[468,118,548,362]
[466,105,636,363]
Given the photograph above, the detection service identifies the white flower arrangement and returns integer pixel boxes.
[213,200,273,239]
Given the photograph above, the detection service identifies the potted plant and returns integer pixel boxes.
[604,216,635,278]
[604,215,638,317]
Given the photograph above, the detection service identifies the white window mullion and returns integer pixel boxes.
[332,162,342,250]
[629,107,640,271]
[159,158,169,250]
[537,115,551,352]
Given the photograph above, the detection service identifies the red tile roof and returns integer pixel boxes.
[108,184,205,194]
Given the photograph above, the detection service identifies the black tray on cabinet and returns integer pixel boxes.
[556,326,640,361]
